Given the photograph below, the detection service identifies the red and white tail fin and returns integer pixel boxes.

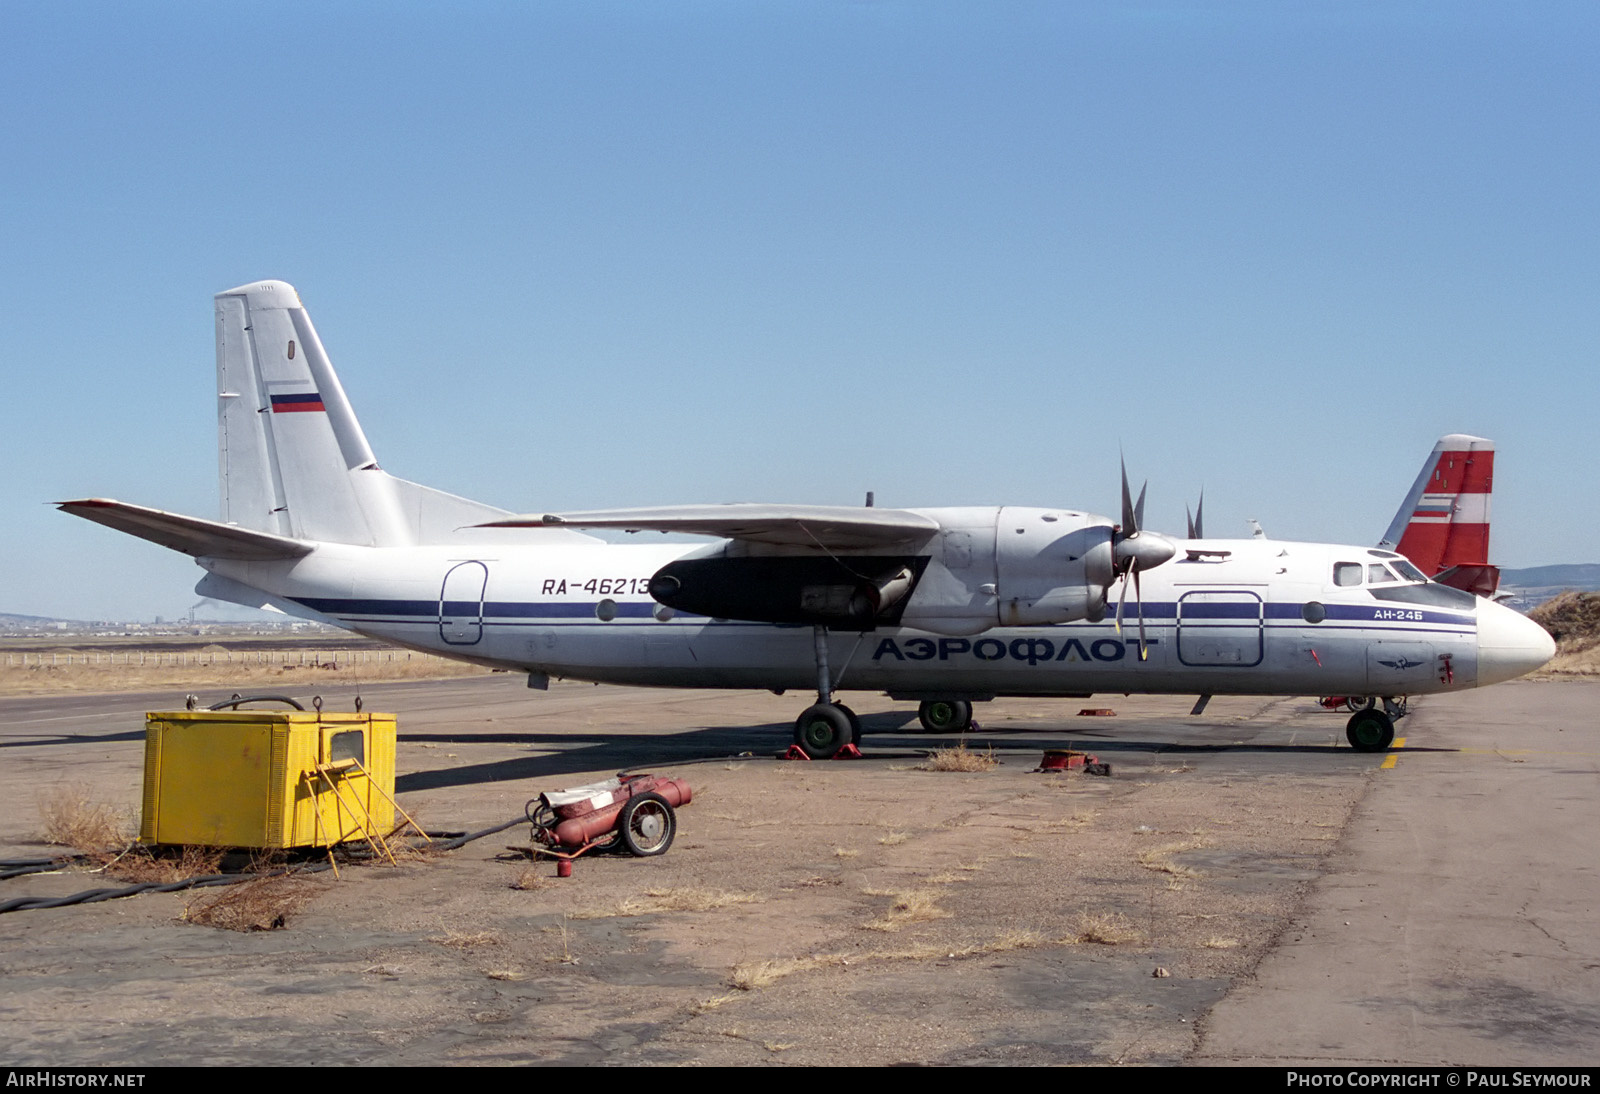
[1378,434,1499,597]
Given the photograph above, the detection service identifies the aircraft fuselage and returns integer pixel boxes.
[197,529,1541,700]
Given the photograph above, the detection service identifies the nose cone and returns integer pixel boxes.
[1477,600,1557,686]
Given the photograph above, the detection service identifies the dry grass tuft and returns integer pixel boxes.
[1046,811,1098,831]
[38,784,128,853]
[1202,937,1240,949]
[484,968,524,981]
[181,876,313,932]
[690,992,742,1014]
[1069,911,1142,946]
[1137,840,1206,877]
[832,847,860,859]
[434,929,499,948]
[103,844,224,884]
[573,887,764,919]
[729,928,1068,992]
[918,741,999,772]
[510,867,544,891]
[863,887,951,932]
[730,954,842,991]
[877,831,909,846]
[866,929,1054,960]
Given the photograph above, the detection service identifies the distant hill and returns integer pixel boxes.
[0,611,82,627]
[1501,564,1600,589]
[1500,564,1600,610]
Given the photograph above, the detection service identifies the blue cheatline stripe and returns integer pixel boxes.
[288,597,1473,637]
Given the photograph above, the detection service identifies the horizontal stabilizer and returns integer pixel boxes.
[482,503,941,549]
[58,499,313,561]
[1432,563,1502,599]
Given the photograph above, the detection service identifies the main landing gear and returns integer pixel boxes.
[791,626,864,759]
[917,699,973,733]
[1345,697,1408,753]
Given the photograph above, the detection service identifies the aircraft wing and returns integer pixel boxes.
[480,504,941,549]
[58,499,314,561]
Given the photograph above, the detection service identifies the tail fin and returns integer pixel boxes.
[215,280,586,546]
[1378,434,1499,596]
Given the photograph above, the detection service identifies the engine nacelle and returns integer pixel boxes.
[899,507,1117,635]
[646,506,1124,637]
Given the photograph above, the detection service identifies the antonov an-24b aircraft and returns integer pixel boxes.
[61,280,1555,757]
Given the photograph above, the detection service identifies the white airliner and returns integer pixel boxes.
[61,280,1554,757]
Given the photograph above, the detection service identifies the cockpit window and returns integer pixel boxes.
[1334,562,1363,587]
[1392,559,1427,583]
[1368,563,1399,585]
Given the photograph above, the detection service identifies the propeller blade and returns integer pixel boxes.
[1114,560,1131,634]
[1134,568,1148,660]
[1134,481,1148,531]
[1119,456,1137,533]
[1185,491,1206,540]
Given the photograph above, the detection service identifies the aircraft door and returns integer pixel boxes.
[1177,590,1264,667]
[439,561,489,646]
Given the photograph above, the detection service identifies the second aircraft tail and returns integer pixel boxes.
[1379,433,1499,597]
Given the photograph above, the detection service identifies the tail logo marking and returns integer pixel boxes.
[269,392,326,413]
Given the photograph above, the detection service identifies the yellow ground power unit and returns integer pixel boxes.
[141,706,397,849]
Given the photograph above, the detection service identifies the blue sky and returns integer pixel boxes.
[5,1,1596,620]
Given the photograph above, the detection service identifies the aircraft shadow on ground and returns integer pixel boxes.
[0,730,147,750]
[394,713,1415,792]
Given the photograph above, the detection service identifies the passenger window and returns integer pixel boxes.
[1334,562,1363,587]
[1368,564,1398,584]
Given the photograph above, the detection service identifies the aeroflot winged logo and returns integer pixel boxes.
[1376,656,1426,671]
[269,392,326,413]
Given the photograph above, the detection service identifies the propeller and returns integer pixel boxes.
[1185,490,1204,539]
[1112,457,1178,660]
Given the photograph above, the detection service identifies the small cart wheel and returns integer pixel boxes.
[618,793,676,857]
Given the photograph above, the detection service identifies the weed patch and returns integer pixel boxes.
[918,742,998,772]
[181,876,314,932]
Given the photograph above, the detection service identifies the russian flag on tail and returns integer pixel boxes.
[270,392,326,413]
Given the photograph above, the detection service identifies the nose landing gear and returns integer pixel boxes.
[1345,697,1407,753]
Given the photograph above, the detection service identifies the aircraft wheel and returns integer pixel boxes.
[1345,696,1375,713]
[795,704,854,758]
[918,699,973,733]
[1345,709,1395,753]
[834,702,864,743]
[618,793,676,857]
